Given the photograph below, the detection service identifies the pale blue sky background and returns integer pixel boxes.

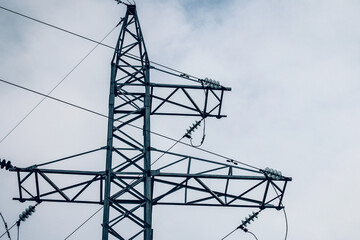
[1,0,360,239]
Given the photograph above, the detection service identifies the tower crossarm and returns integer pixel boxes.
[149,82,230,118]
[11,167,104,204]
[149,150,291,210]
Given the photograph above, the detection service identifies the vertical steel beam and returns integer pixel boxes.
[102,63,116,240]
[144,64,153,240]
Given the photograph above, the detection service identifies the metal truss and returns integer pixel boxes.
[11,4,291,240]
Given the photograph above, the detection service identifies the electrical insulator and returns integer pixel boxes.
[184,120,201,138]
[200,77,221,89]
[0,159,13,170]
[239,211,259,228]
[19,205,36,222]
[264,167,283,180]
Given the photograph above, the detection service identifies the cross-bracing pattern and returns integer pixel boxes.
[11,4,291,240]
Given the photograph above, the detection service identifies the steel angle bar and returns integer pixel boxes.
[35,171,40,199]
[261,180,271,208]
[19,171,33,184]
[116,93,142,110]
[203,88,209,114]
[195,165,228,175]
[194,178,225,205]
[149,82,231,91]
[117,66,144,84]
[121,42,139,55]
[114,127,143,148]
[114,108,143,123]
[155,156,188,171]
[113,149,144,172]
[38,172,70,201]
[38,175,101,199]
[156,173,267,180]
[155,202,277,208]
[20,186,36,199]
[111,176,144,200]
[71,175,101,201]
[151,112,226,117]
[124,27,138,40]
[12,168,103,175]
[153,177,267,206]
[114,114,143,129]
[151,88,179,114]
[181,88,203,114]
[35,147,105,167]
[224,167,232,204]
[185,158,191,203]
[129,230,145,240]
[114,96,144,111]
[113,134,143,151]
[114,95,144,110]
[152,178,189,203]
[149,149,259,173]
[151,94,198,113]
[226,180,266,205]
[108,227,125,240]
[110,201,147,228]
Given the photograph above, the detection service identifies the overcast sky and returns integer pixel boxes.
[1,0,360,239]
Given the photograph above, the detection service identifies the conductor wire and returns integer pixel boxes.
[0,78,260,171]
[0,5,202,83]
[0,22,119,145]
[0,212,11,240]
[271,183,289,240]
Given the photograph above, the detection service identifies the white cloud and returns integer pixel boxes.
[1,0,360,239]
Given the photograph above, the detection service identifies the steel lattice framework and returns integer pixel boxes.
[11,4,291,240]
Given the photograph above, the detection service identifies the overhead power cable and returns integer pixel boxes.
[271,183,289,240]
[248,231,259,240]
[0,222,16,239]
[61,122,191,239]
[63,206,103,240]
[0,6,115,50]
[0,22,119,145]
[0,212,11,240]
[0,5,260,170]
[0,5,202,83]
[0,77,260,171]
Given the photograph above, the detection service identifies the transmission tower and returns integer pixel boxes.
[8,3,291,240]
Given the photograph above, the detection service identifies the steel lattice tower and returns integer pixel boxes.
[11,4,291,240]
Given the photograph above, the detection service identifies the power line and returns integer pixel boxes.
[248,231,259,240]
[0,22,119,145]
[0,5,202,83]
[271,183,289,240]
[0,212,11,240]
[0,5,254,170]
[63,206,103,240]
[0,77,260,171]
[0,222,16,239]
[0,6,115,50]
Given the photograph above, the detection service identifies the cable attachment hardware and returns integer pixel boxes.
[263,167,283,180]
[226,159,238,165]
[184,120,202,139]
[18,205,36,222]
[200,77,222,89]
[0,159,13,171]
